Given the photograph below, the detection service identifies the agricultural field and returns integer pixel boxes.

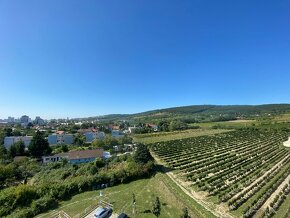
[133,128,231,144]
[195,120,256,129]
[150,129,290,218]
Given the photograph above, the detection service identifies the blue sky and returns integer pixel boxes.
[0,0,290,119]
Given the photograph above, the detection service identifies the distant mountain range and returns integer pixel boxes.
[83,104,290,123]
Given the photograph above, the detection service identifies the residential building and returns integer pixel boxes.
[7,117,15,123]
[48,132,74,145]
[112,130,124,138]
[4,136,33,149]
[42,148,104,164]
[84,131,106,142]
[42,153,68,164]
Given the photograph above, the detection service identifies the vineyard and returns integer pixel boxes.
[150,129,290,218]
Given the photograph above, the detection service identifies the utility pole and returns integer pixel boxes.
[99,191,103,205]
[132,193,136,218]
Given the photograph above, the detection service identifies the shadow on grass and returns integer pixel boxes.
[153,164,173,175]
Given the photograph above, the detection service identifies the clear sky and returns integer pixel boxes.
[0,0,290,119]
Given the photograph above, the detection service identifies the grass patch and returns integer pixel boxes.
[133,128,231,144]
[36,172,216,218]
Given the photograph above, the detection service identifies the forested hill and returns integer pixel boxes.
[88,104,290,123]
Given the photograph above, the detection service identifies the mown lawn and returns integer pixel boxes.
[36,172,216,218]
[132,128,231,144]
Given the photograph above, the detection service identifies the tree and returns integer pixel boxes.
[10,141,25,157]
[119,135,133,144]
[104,135,118,148]
[152,197,161,217]
[0,145,8,161]
[61,144,69,152]
[180,207,190,218]
[92,139,105,148]
[169,120,188,131]
[28,131,51,157]
[134,144,153,164]
[74,134,85,146]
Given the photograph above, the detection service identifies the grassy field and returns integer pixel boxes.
[132,128,231,144]
[272,113,290,122]
[36,172,216,218]
[195,119,256,129]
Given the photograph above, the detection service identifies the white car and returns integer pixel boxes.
[94,206,112,218]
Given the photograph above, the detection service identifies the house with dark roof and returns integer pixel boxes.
[42,148,104,164]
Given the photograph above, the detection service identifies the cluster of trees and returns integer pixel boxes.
[133,120,190,134]
[0,143,155,217]
[91,135,133,151]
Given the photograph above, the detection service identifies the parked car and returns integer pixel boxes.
[117,213,128,218]
[94,206,113,218]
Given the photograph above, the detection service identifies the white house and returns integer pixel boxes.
[42,148,104,164]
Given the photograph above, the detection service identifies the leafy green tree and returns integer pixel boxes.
[180,207,190,218]
[0,145,8,161]
[9,145,17,157]
[61,144,69,152]
[0,131,5,146]
[92,139,105,148]
[103,135,118,150]
[152,197,161,217]
[4,128,13,137]
[12,130,22,136]
[119,135,133,144]
[28,131,51,157]
[134,144,153,164]
[74,134,85,146]
[158,121,169,132]
[95,158,105,168]
[9,141,25,157]
[169,120,188,131]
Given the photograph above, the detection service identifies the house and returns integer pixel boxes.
[42,153,68,164]
[69,149,104,164]
[111,130,124,138]
[42,148,104,164]
[4,136,33,149]
[146,124,159,132]
[84,131,105,142]
[109,125,120,131]
[48,132,74,145]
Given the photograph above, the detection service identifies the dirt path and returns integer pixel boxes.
[254,173,290,218]
[230,154,290,201]
[151,152,234,218]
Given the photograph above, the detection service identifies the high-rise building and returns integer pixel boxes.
[35,116,45,125]
[7,117,15,123]
[20,115,30,127]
